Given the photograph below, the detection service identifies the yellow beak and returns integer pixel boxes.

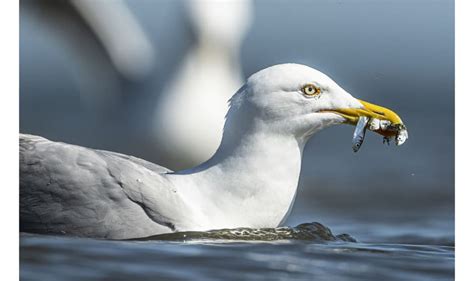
[327,99,405,137]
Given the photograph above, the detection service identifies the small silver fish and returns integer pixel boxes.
[352,116,369,152]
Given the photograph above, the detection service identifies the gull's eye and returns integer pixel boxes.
[302,84,321,96]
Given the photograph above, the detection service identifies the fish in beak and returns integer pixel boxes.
[326,99,408,151]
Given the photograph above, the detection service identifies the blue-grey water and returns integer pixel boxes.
[21,209,454,281]
[20,238,453,281]
[20,0,454,280]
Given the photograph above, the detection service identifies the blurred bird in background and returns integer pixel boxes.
[21,0,253,169]
[153,0,253,167]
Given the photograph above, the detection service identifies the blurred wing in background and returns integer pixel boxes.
[70,0,156,81]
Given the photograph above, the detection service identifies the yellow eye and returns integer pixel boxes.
[302,84,321,96]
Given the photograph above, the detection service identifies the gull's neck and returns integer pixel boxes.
[167,97,306,230]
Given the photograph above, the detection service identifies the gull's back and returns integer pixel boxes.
[20,134,184,239]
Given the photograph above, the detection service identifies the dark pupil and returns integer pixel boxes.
[308,87,313,92]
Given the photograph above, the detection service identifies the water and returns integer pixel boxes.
[20,211,454,281]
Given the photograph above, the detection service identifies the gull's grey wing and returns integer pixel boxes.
[98,150,172,174]
[20,134,189,239]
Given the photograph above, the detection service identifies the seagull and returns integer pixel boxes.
[20,64,406,239]
[153,0,252,167]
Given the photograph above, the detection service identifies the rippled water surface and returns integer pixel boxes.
[20,211,454,281]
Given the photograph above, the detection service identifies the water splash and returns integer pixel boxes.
[129,222,356,242]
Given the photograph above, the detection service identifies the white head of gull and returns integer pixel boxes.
[20,64,406,239]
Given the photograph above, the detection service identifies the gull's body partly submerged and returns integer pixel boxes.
[20,64,406,239]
